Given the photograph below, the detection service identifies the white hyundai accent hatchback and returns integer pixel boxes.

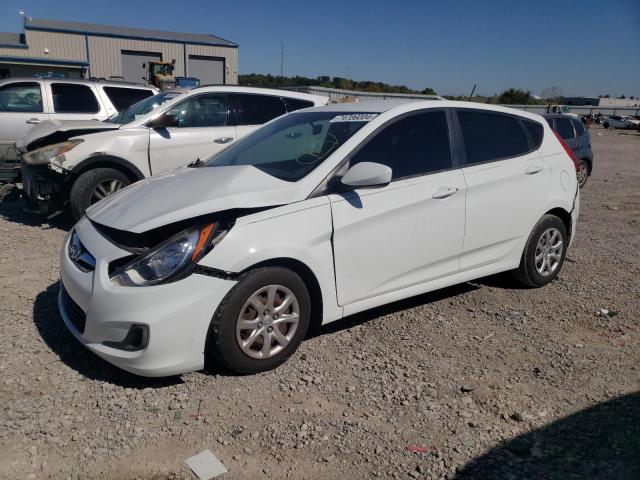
[59,101,580,376]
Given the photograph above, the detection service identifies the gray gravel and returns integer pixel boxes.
[0,127,638,479]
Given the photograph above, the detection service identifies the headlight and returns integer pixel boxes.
[22,139,84,165]
[111,223,221,287]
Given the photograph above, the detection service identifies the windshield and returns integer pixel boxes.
[205,111,375,181]
[105,92,179,124]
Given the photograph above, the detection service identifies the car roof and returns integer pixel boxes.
[188,85,327,102]
[542,113,577,119]
[0,77,157,89]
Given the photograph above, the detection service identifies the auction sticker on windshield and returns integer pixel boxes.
[330,113,378,122]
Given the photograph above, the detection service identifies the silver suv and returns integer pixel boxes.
[0,78,157,181]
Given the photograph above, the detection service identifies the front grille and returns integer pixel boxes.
[60,284,87,334]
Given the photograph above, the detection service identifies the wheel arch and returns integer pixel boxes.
[71,155,145,183]
[545,207,572,240]
[240,257,324,335]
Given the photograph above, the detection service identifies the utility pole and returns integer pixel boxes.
[280,41,284,77]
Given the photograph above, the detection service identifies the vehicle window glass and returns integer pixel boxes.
[106,92,178,124]
[571,119,586,137]
[523,120,544,148]
[350,111,451,180]
[0,82,43,113]
[554,118,575,140]
[206,111,370,182]
[544,118,554,128]
[165,94,228,127]
[103,87,154,111]
[285,97,315,112]
[458,111,529,164]
[233,94,286,125]
[51,83,99,113]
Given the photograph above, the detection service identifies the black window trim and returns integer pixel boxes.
[310,107,459,198]
[452,108,541,167]
[229,93,287,126]
[283,96,315,113]
[143,92,230,128]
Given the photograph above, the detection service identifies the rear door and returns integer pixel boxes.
[330,109,466,306]
[148,92,236,174]
[455,109,550,270]
[48,82,108,122]
[0,81,49,156]
[231,93,288,140]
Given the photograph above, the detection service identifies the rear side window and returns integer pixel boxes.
[554,118,575,140]
[350,111,452,180]
[458,111,529,164]
[103,87,154,111]
[52,83,100,113]
[523,120,544,149]
[571,119,586,137]
[0,82,43,113]
[285,97,315,112]
[232,94,286,125]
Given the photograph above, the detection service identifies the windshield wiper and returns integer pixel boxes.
[187,158,204,168]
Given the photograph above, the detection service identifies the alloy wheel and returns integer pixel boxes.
[576,160,588,187]
[90,179,126,204]
[236,285,300,359]
[534,227,563,276]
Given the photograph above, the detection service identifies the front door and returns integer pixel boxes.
[148,93,236,175]
[330,110,466,306]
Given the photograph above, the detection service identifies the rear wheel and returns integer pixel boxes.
[576,159,589,188]
[207,267,311,374]
[513,214,568,288]
[69,168,130,221]
[603,122,609,129]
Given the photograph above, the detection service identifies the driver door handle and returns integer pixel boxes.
[525,166,544,175]
[432,187,458,199]
[26,118,43,125]
[214,137,234,144]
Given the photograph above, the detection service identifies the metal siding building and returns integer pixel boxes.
[0,17,238,84]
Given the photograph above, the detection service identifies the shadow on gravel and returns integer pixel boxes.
[0,198,74,231]
[454,392,640,480]
[313,282,479,338]
[33,282,183,388]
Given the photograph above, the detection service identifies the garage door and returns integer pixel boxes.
[121,50,162,84]
[188,55,225,85]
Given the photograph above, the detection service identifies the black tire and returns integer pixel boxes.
[512,214,568,288]
[603,122,609,129]
[207,267,311,374]
[576,159,589,188]
[69,168,130,221]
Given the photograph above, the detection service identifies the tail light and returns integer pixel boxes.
[553,131,579,172]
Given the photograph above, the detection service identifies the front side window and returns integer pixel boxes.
[458,110,529,164]
[233,94,287,125]
[106,92,178,124]
[165,93,228,127]
[350,111,452,180]
[103,87,154,111]
[555,118,575,140]
[206,111,371,182]
[0,82,43,113]
[52,83,100,113]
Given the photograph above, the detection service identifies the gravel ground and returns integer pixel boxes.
[0,128,638,480]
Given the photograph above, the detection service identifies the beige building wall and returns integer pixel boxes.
[0,30,86,61]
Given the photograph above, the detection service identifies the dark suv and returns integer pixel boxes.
[543,114,593,187]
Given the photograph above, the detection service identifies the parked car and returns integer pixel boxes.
[59,101,580,377]
[0,78,157,182]
[602,115,640,130]
[19,86,328,219]
[543,114,593,187]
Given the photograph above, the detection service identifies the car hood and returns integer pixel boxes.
[86,165,300,233]
[16,120,120,152]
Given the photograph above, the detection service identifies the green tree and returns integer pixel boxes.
[497,88,532,105]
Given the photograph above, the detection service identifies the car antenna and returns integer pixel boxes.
[467,84,477,102]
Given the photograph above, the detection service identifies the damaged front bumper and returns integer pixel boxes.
[21,160,70,215]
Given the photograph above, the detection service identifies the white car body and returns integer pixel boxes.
[603,115,640,129]
[0,78,157,159]
[59,100,579,376]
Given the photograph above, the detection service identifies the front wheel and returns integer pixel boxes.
[513,215,568,288]
[207,267,311,374]
[69,168,130,221]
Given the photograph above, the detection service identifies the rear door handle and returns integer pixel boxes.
[432,187,458,199]
[525,166,544,175]
[26,118,43,125]
[214,137,234,144]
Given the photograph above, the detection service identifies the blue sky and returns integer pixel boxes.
[1,0,638,96]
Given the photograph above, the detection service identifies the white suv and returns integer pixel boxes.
[19,86,327,219]
[59,101,579,377]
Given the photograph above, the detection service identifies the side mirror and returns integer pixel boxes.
[148,113,179,129]
[341,162,392,188]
